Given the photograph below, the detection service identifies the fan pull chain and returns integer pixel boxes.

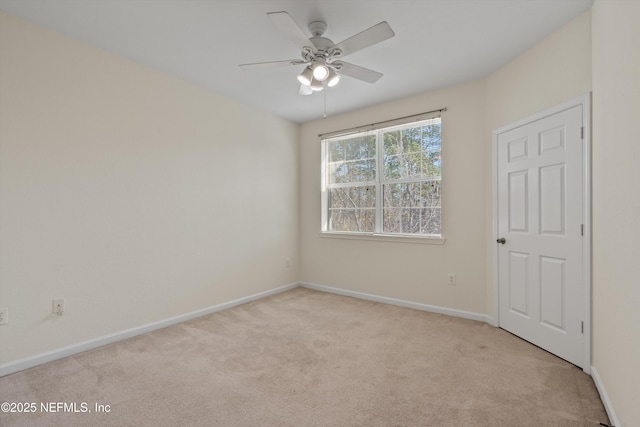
[323,82,327,119]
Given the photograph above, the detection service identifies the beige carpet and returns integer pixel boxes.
[0,287,609,426]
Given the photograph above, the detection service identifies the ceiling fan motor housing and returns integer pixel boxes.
[307,20,339,59]
[308,20,327,37]
[311,37,335,55]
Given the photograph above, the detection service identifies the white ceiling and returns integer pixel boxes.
[0,0,593,123]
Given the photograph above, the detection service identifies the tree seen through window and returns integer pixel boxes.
[323,118,441,236]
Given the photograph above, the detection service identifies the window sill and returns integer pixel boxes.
[319,231,446,245]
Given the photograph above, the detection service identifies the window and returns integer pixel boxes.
[321,117,442,238]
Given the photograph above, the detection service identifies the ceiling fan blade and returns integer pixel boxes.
[333,61,383,84]
[239,59,305,69]
[267,11,317,53]
[331,21,395,58]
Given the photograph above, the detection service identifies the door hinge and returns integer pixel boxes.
[580,126,584,139]
[581,224,584,236]
[581,321,584,334]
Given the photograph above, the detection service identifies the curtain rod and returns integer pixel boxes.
[318,107,447,139]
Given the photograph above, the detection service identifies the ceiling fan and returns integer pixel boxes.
[239,11,395,95]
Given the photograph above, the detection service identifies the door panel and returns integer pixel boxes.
[540,256,566,331]
[508,137,528,161]
[508,252,529,317]
[497,104,584,368]
[540,164,565,235]
[508,171,528,232]
[540,125,565,153]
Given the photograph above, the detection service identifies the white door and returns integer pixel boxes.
[496,103,586,368]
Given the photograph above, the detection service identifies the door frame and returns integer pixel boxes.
[492,93,592,373]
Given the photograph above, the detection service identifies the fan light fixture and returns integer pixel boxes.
[298,64,340,91]
[298,84,313,95]
[309,78,323,91]
[312,63,329,81]
[299,63,332,88]
[297,66,314,86]
[327,68,341,87]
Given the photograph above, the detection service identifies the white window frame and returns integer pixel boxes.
[321,117,445,244]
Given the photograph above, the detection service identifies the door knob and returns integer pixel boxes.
[496,237,506,244]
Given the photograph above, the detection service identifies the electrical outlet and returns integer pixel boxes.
[448,274,456,286]
[0,308,8,325]
[285,258,291,268]
[52,299,65,316]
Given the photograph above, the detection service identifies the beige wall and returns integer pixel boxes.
[484,10,592,315]
[300,80,488,315]
[0,12,299,365]
[592,0,640,425]
[485,9,592,130]
[300,9,592,319]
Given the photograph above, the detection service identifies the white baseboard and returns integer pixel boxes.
[591,366,621,427]
[0,282,299,377]
[300,281,494,324]
[1,281,495,377]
